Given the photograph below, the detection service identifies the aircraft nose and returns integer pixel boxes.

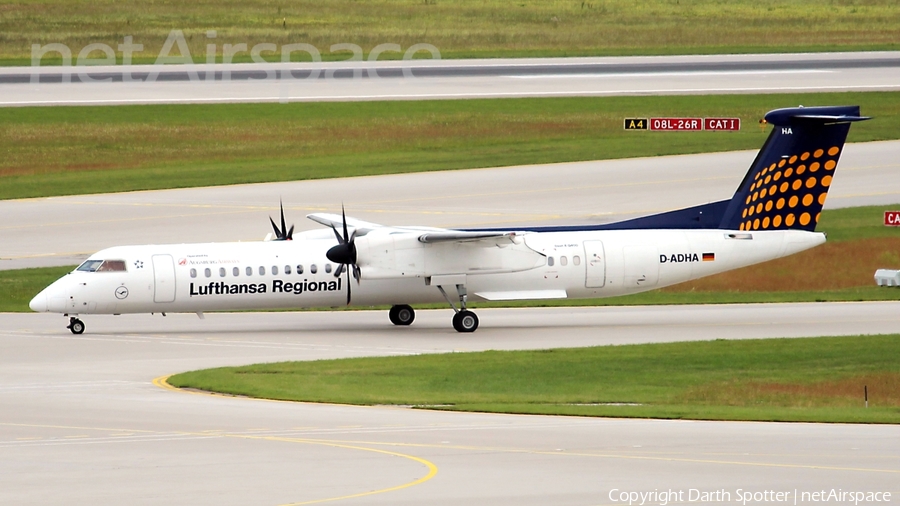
[29,291,47,312]
[29,280,67,313]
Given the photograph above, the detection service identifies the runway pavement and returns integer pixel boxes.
[3,52,900,106]
[3,304,899,506]
[2,140,898,270]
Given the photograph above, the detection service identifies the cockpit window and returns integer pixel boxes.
[76,260,126,272]
[77,260,103,272]
[98,260,127,272]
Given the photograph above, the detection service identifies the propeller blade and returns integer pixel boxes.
[265,200,295,241]
[341,204,349,243]
[326,204,358,304]
[269,217,283,239]
[346,264,352,305]
[279,200,288,239]
[330,224,344,244]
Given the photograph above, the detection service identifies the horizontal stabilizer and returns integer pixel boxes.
[790,114,871,123]
[763,106,871,126]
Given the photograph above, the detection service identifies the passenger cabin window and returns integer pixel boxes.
[233,267,240,277]
[272,266,279,275]
[246,266,252,276]
[190,268,197,278]
[310,264,318,274]
[573,256,581,266]
[204,268,211,278]
[560,256,568,266]
[296,265,304,274]
[547,257,554,267]
[78,259,127,272]
[285,265,292,275]
[325,264,332,274]
[219,267,226,277]
[259,266,265,275]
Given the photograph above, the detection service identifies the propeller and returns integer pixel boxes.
[268,200,294,241]
[326,206,360,305]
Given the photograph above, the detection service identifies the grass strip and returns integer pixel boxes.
[168,334,900,424]
[3,92,900,200]
[4,0,900,65]
[0,266,72,312]
[6,205,900,311]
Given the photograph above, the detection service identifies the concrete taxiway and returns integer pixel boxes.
[2,52,900,106]
[3,304,899,505]
[3,140,898,270]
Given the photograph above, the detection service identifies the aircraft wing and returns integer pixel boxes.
[306,213,384,233]
[308,212,542,279]
[416,231,517,244]
[309,213,519,245]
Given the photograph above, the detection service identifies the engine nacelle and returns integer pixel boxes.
[354,229,546,280]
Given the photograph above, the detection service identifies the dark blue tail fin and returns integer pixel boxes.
[719,105,869,232]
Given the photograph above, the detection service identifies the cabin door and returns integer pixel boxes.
[584,240,606,288]
[152,254,176,303]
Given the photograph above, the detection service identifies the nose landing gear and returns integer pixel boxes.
[67,316,85,335]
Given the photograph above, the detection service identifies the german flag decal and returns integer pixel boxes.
[702,252,715,262]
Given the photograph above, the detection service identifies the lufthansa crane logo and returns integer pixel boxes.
[115,286,129,299]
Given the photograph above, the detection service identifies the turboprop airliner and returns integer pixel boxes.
[30,105,868,333]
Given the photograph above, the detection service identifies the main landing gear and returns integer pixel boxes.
[389,304,416,326]
[67,316,85,335]
[436,282,479,333]
[452,310,479,333]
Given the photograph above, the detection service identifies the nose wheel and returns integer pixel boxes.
[67,317,85,335]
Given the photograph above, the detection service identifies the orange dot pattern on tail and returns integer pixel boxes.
[739,146,839,231]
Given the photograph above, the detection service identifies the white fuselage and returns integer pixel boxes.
[30,227,825,315]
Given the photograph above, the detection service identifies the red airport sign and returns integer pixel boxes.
[649,118,702,131]
[704,118,741,131]
[885,211,900,226]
